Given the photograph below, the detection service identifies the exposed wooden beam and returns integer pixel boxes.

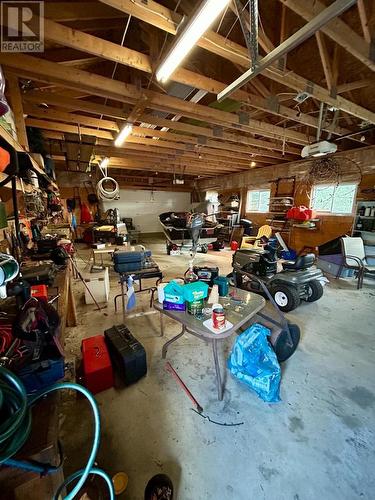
[357,0,371,44]
[337,78,374,94]
[332,44,340,89]
[26,118,114,140]
[0,15,350,135]
[279,0,375,71]
[98,0,375,123]
[48,132,266,174]
[0,53,309,146]
[31,119,267,169]
[35,16,317,141]
[44,2,125,22]
[280,3,287,43]
[17,17,353,137]
[315,32,333,91]
[24,105,119,131]
[5,74,29,150]
[23,91,295,158]
[23,104,289,163]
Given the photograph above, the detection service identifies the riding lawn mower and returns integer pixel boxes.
[228,236,326,312]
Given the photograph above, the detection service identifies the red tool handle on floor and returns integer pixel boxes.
[165,362,203,413]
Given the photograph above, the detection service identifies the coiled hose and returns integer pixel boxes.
[96,177,120,201]
[0,366,115,500]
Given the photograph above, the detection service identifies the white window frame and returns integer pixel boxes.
[246,189,271,213]
[310,182,357,215]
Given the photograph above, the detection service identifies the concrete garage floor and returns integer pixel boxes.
[61,239,375,500]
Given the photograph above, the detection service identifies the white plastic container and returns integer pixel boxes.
[82,267,110,304]
[157,282,168,303]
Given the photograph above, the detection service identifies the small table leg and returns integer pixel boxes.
[212,339,223,401]
[162,325,185,359]
[160,312,164,337]
[121,277,126,324]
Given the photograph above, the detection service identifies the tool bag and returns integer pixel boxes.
[104,324,147,385]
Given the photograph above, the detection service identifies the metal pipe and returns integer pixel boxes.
[218,0,357,102]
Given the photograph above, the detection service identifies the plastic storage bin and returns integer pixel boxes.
[82,267,110,304]
[18,357,65,394]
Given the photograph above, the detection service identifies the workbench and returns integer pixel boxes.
[0,264,77,499]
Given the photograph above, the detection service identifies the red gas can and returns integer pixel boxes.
[82,335,113,394]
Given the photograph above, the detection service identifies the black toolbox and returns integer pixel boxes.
[104,324,147,385]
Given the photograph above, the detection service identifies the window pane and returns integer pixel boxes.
[332,184,356,214]
[247,191,260,211]
[259,190,270,212]
[312,185,334,211]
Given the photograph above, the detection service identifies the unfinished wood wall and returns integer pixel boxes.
[240,173,375,252]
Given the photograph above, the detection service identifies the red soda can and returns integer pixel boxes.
[212,307,226,330]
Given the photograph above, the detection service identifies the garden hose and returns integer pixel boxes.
[96,176,120,201]
[0,366,115,500]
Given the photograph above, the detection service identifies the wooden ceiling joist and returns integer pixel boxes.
[0,53,310,146]
[30,116,267,168]
[279,0,375,72]
[23,105,291,163]
[315,32,333,91]
[98,0,375,124]
[37,16,353,137]
[22,91,300,158]
[44,2,124,22]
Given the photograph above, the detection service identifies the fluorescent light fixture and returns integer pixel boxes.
[156,0,231,83]
[114,123,133,147]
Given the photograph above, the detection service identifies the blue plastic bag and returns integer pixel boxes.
[228,323,281,402]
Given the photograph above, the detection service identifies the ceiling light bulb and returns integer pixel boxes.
[156,0,231,83]
[251,161,256,167]
[114,123,133,147]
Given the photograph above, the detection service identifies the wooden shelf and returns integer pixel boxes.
[0,172,37,193]
[0,125,59,191]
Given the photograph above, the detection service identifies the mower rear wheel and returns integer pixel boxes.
[306,280,324,302]
[271,284,300,312]
[271,323,301,362]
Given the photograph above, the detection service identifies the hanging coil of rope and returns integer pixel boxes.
[96,177,120,201]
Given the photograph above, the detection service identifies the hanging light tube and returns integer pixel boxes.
[156,0,231,83]
[114,123,133,147]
